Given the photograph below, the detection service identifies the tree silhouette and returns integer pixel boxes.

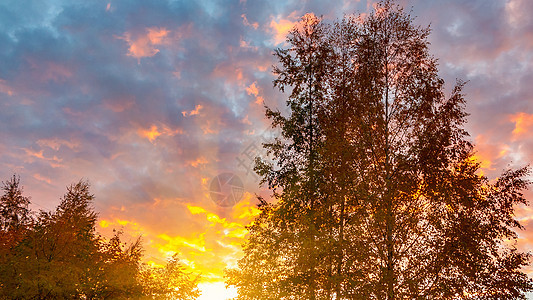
[0,175,31,233]
[0,177,200,299]
[0,175,33,298]
[139,253,201,300]
[228,1,533,299]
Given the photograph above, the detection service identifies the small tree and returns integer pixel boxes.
[0,176,201,299]
[139,254,201,300]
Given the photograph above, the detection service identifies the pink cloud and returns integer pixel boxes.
[245,82,259,97]
[22,148,64,168]
[241,14,258,29]
[36,138,79,151]
[0,79,14,96]
[505,0,531,29]
[33,173,52,184]
[118,27,170,61]
[103,95,135,112]
[25,60,73,83]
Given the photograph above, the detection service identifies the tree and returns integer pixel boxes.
[139,254,201,300]
[0,175,32,298]
[19,180,101,299]
[0,175,31,233]
[0,176,201,299]
[228,13,335,300]
[228,1,533,299]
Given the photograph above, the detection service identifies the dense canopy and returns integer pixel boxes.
[227,2,533,299]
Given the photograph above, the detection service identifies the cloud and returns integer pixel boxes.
[137,123,183,143]
[245,82,259,97]
[269,11,300,44]
[36,138,79,151]
[1,0,532,295]
[241,14,259,29]
[510,112,533,139]
[0,79,14,96]
[118,27,170,61]
[182,104,203,117]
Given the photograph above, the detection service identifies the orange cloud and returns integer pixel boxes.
[137,123,182,143]
[97,218,148,244]
[509,112,533,138]
[99,220,110,228]
[245,82,259,97]
[188,157,208,168]
[372,1,388,16]
[182,104,203,117]
[24,148,45,160]
[471,134,496,173]
[269,13,298,44]
[147,27,169,44]
[246,82,264,105]
[470,134,516,178]
[231,195,261,220]
[22,148,63,168]
[96,195,262,290]
[212,63,244,83]
[201,120,219,135]
[119,27,170,61]
[33,173,52,184]
[254,96,264,105]
[138,125,162,143]
[158,233,207,253]
[269,12,319,45]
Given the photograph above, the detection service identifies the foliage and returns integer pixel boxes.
[0,177,199,299]
[228,1,533,299]
[139,254,201,300]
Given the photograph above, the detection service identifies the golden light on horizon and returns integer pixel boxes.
[97,192,261,294]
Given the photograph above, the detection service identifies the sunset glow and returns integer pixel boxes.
[1,0,533,299]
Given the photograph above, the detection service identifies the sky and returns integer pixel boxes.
[1,0,533,298]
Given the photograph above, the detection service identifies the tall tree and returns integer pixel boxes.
[228,13,335,299]
[228,1,533,299]
[0,175,32,298]
[22,180,100,299]
[0,175,31,233]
